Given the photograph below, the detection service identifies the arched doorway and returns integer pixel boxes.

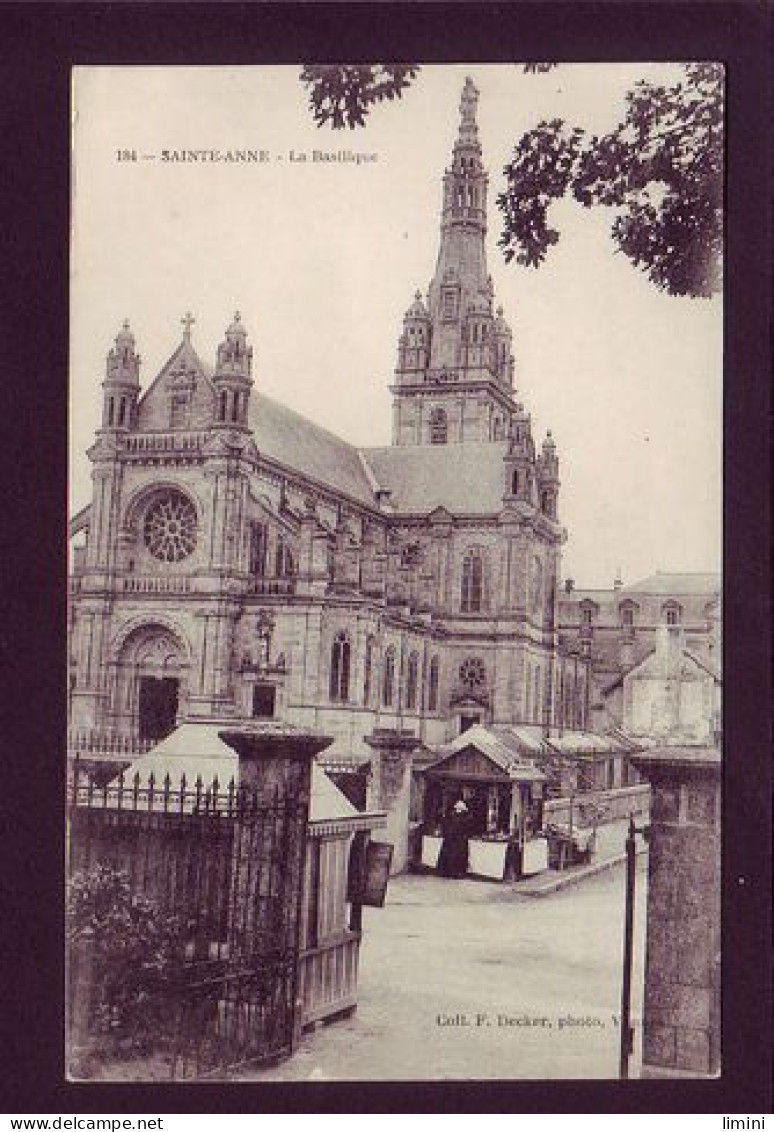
[112,624,188,741]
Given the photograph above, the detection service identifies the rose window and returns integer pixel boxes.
[459,657,486,690]
[143,491,197,562]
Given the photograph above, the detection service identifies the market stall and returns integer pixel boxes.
[420,725,547,882]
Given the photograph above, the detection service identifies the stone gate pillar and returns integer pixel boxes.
[632,746,721,1077]
[218,723,332,959]
[364,729,418,874]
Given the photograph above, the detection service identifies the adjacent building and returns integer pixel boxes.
[558,572,721,744]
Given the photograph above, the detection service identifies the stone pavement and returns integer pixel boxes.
[516,818,648,897]
[239,852,648,1082]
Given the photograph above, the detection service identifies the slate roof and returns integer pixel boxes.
[428,724,546,781]
[249,394,510,516]
[250,392,377,507]
[362,441,509,515]
[622,572,720,595]
[600,646,721,693]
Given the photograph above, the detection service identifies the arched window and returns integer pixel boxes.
[406,651,419,711]
[275,537,293,577]
[363,635,374,706]
[428,656,440,712]
[620,603,635,628]
[248,522,266,576]
[461,550,484,613]
[218,390,227,421]
[511,468,520,495]
[533,666,541,724]
[429,407,448,445]
[382,646,396,707]
[107,397,115,426]
[329,632,350,702]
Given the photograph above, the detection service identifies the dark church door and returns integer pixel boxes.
[138,676,179,741]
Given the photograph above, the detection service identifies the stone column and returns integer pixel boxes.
[364,729,418,874]
[632,746,721,1077]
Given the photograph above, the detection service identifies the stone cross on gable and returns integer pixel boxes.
[181,311,196,340]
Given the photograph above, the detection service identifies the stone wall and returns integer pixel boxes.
[634,748,721,1077]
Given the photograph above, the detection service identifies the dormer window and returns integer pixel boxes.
[620,602,637,630]
[663,602,682,626]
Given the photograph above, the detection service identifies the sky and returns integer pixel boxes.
[69,64,722,588]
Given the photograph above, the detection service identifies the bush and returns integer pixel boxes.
[67,863,184,1060]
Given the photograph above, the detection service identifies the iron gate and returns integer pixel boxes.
[67,764,309,1079]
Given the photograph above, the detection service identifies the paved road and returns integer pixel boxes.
[241,858,648,1082]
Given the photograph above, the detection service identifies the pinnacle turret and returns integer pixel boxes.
[213,311,254,427]
[102,319,140,430]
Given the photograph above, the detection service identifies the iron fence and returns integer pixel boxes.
[67,758,309,1079]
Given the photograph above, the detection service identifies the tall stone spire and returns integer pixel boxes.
[427,76,491,374]
[391,77,518,446]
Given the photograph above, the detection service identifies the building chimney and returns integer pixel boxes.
[564,578,574,593]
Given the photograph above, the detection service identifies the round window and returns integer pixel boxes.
[143,490,197,562]
[459,657,486,689]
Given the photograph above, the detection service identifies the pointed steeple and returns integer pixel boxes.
[391,78,520,446]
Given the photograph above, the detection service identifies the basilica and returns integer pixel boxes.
[68,79,589,784]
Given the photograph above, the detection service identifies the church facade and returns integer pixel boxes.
[68,79,588,771]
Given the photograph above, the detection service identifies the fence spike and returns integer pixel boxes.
[132,771,141,809]
[163,773,171,813]
[147,771,156,811]
[227,777,236,817]
[195,775,203,814]
[117,769,125,811]
[179,771,187,813]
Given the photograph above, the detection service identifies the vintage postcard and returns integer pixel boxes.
[67,63,722,1083]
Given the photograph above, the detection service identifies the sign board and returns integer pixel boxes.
[361,840,393,907]
[348,836,393,908]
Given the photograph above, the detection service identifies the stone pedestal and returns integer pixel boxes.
[364,729,418,874]
[632,746,721,1077]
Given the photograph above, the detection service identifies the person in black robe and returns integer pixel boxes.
[437,800,470,878]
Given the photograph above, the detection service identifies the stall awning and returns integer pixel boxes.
[425,725,547,784]
[543,730,639,759]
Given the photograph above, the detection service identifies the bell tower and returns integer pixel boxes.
[392,77,518,446]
